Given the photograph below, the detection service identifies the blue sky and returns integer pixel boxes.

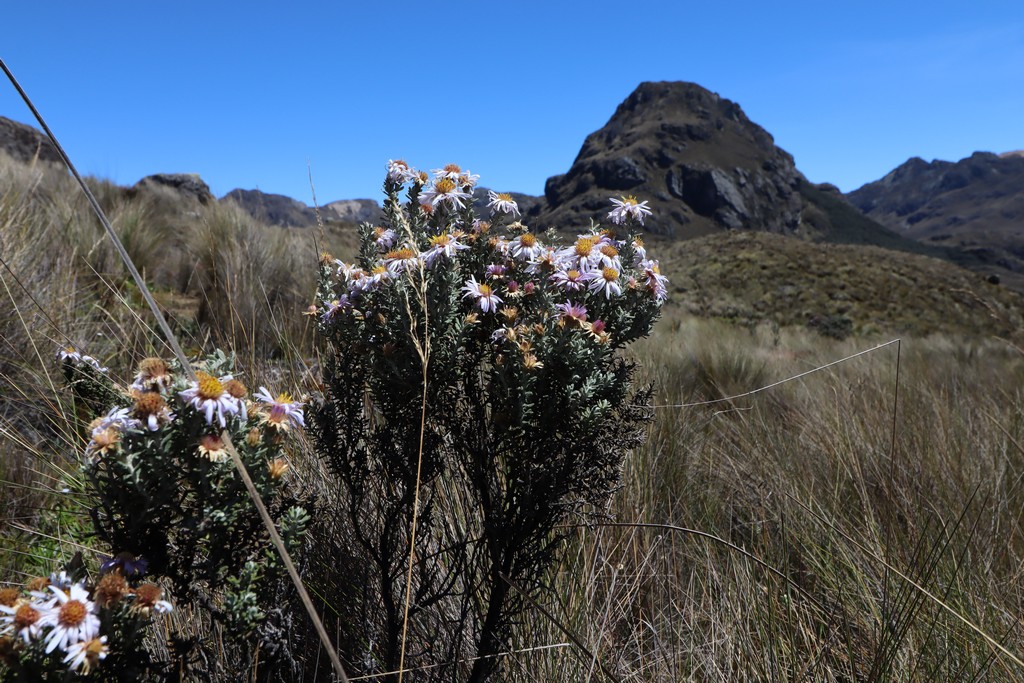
[2,2,1022,204]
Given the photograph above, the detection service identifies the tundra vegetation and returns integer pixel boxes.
[1,151,1024,681]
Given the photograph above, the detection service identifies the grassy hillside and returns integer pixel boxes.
[658,229,1023,338]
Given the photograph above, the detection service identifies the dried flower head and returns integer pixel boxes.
[132,583,173,615]
[131,357,172,393]
[0,588,19,608]
[198,434,229,462]
[268,458,290,480]
[93,572,129,609]
[132,392,175,431]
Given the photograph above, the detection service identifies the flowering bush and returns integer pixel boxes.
[1,349,312,680]
[0,567,172,680]
[310,162,666,681]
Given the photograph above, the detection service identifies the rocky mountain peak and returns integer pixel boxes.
[0,116,61,166]
[537,81,803,237]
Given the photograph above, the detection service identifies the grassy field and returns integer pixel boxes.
[3,153,1024,680]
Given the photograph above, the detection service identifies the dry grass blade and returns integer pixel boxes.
[787,493,1024,671]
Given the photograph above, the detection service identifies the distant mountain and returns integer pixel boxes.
[0,116,61,166]
[848,152,1024,283]
[536,81,804,237]
[220,188,322,228]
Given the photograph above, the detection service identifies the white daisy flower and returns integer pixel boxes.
[631,238,647,265]
[255,387,306,431]
[38,583,100,655]
[129,357,173,393]
[132,583,174,616]
[386,159,418,184]
[549,268,587,292]
[372,226,397,251]
[508,232,544,261]
[421,233,469,268]
[639,259,670,301]
[487,190,520,217]
[132,392,176,431]
[420,177,473,210]
[555,301,589,326]
[63,636,108,674]
[334,260,365,281]
[383,247,422,275]
[320,296,353,323]
[178,372,244,429]
[461,277,503,313]
[91,406,142,436]
[607,195,653,225]
[586,267,623,299]
[0,597,48,644]
[56,346,108,373]
[556,234,602,271]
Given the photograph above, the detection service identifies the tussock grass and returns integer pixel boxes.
[514,317,1024,680]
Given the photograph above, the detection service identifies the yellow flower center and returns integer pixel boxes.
[478,284,493,297]
[567,269,581,279]
[497,192,514,202]
[435,178,456,194]
[386,247,417,261]
[574,237,596,258]
[429,235,452,247]
[58,600,87,627]
[195,372,224,400]
[602,267,620,282]
[600,245,619,257]
[519,233,537,247]
[443,163,461,174]
[621,195,639,206]
[371,265,388,276]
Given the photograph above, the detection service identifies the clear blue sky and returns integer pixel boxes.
[2,2,1022,204]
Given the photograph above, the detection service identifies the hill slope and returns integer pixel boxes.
[662,230,1022,337]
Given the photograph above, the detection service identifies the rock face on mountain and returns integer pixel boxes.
[323,199,382,224]
[133,173,214,205]
[848,152,1024,279]
[0,116,61,165]
[221,188,321,228]
[536,82,804,237]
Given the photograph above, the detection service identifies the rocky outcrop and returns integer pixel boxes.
[133,173,214,205]
[0,116,61,166]
[323,199,382,224]
[221,188,320,228]
[535,81,804,237]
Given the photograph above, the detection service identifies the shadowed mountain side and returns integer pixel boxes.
[848,152,1024,285]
